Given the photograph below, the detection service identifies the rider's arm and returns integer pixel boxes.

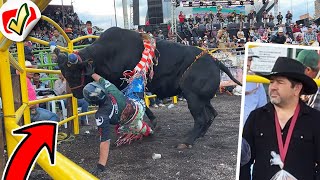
[91,73,125,99]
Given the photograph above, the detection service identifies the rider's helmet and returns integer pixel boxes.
[83,82,107,105]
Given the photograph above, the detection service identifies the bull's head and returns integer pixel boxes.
[56,48,94,98]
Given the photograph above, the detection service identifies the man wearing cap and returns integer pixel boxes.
[270,27,286,44]
[243,50,267,124]
[296,50,320,110]
[240,57,320,180]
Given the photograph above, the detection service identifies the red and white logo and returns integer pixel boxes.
[0,0,41,42]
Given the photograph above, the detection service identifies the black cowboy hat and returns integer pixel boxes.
[257,57,318,95]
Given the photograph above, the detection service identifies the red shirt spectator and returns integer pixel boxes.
[292,26,301,33]
[178,11,185,23]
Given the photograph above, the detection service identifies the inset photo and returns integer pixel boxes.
[237,42,320,180]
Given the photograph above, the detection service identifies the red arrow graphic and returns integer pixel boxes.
[2,122,58,180]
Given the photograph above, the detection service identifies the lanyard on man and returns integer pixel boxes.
[274,103,300,165]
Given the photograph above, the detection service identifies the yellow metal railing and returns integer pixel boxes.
[144,94,178,107]
[0,5,99,178]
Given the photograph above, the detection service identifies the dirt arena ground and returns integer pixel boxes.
[30,94,241,180]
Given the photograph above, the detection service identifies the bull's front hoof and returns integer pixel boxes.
[177,143,193,149]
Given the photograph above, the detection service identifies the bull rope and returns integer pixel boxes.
[180,49,220,85]
[122,35,156,85]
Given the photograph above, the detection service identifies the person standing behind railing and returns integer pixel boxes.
[81,21,97,44]
[51,29,67,47]
[276,12,283,25]
[285,10,293,25]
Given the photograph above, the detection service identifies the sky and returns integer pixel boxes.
[49,0,316,30]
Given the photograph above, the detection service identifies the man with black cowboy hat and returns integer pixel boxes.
[240,57,320,180]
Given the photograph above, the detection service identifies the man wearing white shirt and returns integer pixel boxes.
[54,73,90,126]
[243,50,267,123]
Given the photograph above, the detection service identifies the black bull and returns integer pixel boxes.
[57,27,242,147]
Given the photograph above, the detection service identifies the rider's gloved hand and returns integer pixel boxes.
[49,41,57,53]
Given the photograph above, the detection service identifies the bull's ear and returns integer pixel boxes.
[53,48,60,56]
[57,53,68,68]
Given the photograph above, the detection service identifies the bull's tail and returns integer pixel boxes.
[217,61,242,86]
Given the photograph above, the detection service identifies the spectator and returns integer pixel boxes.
[158,30,164,40]
[178,11,185,32]
[82,21,97,44]
[270,27,286,44]
[276,12,283,25]
[182,38,189,46]
[268,12,274,23]
[296,50,320,110]
[292,24,301,34]
[32,73,48,89]
[208,38,218,48]
[317,30,320,43]
[24,41,35,62]
[195,13,201,24]
[285,10,293,24]
[303,26,317,46]
[295,33,304,44]
[243,50,267,123]
[237,28,245,39]
[231,10,237,23]
[187,15,194,26]
[247,10,255,26]
[54,73,90,126]
[285,33,293,44]
[23,61,59,122]
[51,29,67,47]
[301,24,308,33]
[261,32,269,42]
[258,26,265,36]
[311,22,318,32]
[209,10,214,22]
[262,10,268,27]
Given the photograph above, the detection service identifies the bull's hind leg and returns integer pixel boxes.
[145,107,157,128]
[199,102,218,138]
[177,93,208,149]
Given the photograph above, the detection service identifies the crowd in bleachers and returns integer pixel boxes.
[146,9,320,49]
[15,6,320,110]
